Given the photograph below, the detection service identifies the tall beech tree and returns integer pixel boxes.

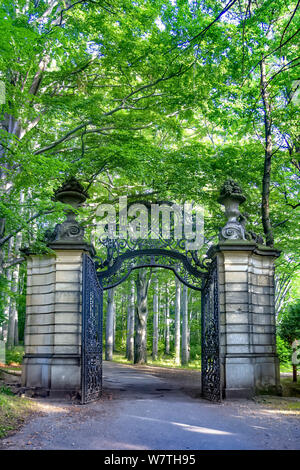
[105,287,115,361]
[152,275,159,361]
[181,284,189,365]
[174,277,181,365]
[134,268,152,364]
[126,279,135,362]
[164,284,170,356]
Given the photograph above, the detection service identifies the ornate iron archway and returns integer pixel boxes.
[96,236,210,290]
[81,234,221,404]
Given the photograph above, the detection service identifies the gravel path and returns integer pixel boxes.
[0,361,299,450]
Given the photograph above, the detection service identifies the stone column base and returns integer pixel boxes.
[22,354,81,398]
[224,353,281,398]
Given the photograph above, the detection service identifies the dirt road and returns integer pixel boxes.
[0,361,299,450]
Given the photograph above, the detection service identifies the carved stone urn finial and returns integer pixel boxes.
[218,179,247,242]
[47,177,88,245]
[53,177,89,208]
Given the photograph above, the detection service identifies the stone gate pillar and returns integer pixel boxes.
[21,179,94,398]
[211,180,281,398]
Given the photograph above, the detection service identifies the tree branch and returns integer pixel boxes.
[33,65,188,155]
[279,0,300,52]
[0,209,54,248]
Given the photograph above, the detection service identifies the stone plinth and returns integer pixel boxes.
[21,250,85,398]
[209,242,281,398]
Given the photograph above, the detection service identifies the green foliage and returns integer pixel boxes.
[0,276,9,325]
[189,344,202,362]
[276,336,292,365]
[0,385,14,396]
[5,346,24,365]
[278,300,300,345]
[0,0,298,259]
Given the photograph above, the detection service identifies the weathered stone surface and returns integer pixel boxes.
[25,345,53,354]
[225,282,248,292]
[56,271,81,282]
[225,272,248,283]
[55,263,81,272]
[22,250,84,395]
[54,303,81,313]
[50,364,81,390]
[55,291,80,303]
[25,314,54,326]
[26,324,55,335]
[55,250,83,263]
[215,242,280,398]
[226,324,250,333]
[226,333,250,345]
[28,292,55,306]
[225,291,249,303]
[27,305,55,314]
[54,312,81,324]
[52,345,80,354]
[226,345,250,354]
[55,282,80,292]
[226,313,249,324]
[30,272,56,286]
[30,284,56,295]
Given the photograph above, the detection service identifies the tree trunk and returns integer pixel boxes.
[260,59,274,247]
[181,284,189,365]
[275,272,293,320]
[152,276,159,361]
[126,280,135,361]
[105,287,115,361]
[7,267,19,349]
[113,299,117,352]
[293,364,297,383]
[174,277,181,365]
[165,285,170,355]
[6,223,23,350]
[121,293,125,340]
[134,269,151,364]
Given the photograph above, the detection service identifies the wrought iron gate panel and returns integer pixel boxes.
[201,259,221,402]
[81,254,103,404]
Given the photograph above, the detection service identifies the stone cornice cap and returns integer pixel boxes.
[207,241,281,259]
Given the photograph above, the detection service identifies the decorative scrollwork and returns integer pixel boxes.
[220,222,246,241]
[96,230,211,290]
[218,179,248,242]
[96,230,212,290]
[46,212,85,243]
[187,249,212,269]
[97,249,206,290]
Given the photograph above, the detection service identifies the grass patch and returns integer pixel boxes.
[280,376,300,398]
[255,376,300,412]
[0,365,22,374]
[254,395,300,413]
[280,363,294,373]
[112,351,201,370]
[0,390,35,439]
